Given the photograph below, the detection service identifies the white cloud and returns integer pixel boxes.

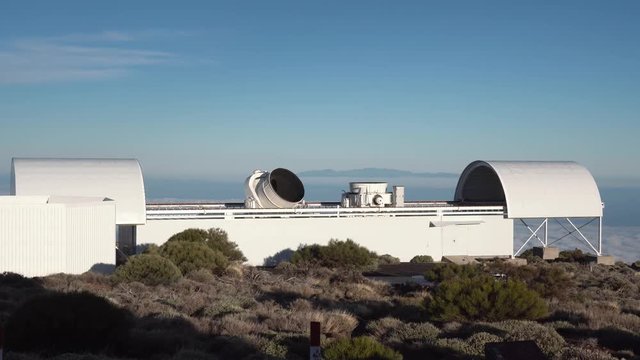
[515,222,640,263]
[0,30,181,84]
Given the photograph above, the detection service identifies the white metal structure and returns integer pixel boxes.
[1,157,607,273]
[244,168,305,209]
[139,202,513,265]
[455,161,604,255]
[0,196,116,277]
[11,158,146,225]
[341,182,393,207]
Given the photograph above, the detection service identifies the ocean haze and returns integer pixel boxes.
[2,172,639,227]
[298,168,458,178]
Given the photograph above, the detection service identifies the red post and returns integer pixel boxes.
[310,321,321,360]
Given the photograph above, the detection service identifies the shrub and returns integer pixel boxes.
[159,241,229,275]
[423,263,483,283]
[5,292,131,355]
[433,338,473,356]
[410,255,434,264]
[556,346,617,360]
[517,248,542,263]
[264,249,295,267]
[167,228,209,243]
[426,274,548,321]
[485,320,565,357]
[207,228,247,262]
[323,336,402,360]
[378,254,401,265]
[113,254,182,286]
[558,248,592,264]
[488,262,574,300]
[466,332,502,356]
[167,228,246,262]
[366,317,440,344]
[291,239,379,271]
[187,268,216,283]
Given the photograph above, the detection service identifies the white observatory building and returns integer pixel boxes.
[0,158,605,276]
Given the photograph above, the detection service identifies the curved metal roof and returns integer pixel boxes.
[455,161,603,219]
[11,158,146,224]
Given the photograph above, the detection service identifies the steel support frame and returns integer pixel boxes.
[513,216,602,257]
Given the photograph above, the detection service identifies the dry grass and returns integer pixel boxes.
[4,259,640,359]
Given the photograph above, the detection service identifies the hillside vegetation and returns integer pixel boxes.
[1,229,639,360]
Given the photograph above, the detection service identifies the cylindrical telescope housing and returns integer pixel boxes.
[245,168,305,208]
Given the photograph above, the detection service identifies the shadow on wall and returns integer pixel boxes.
[89,263,116,275]
[263,248,295,267]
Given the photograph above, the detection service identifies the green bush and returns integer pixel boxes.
[113,254,182,286]
[167,228,246,262]
[490,320,565,357]
[159,241,229,275]
[426,274,548,322]
[291,239,379,271]
[424,263,483,283]
[467,332,502,356]
[5,292,131,355]
[167,228,209,243]
[378,254,401,265]
[206,228,247,262]
[514,264,573,300]
[485,261,574,300]
[556,346,617,360]
[323,336,402,360]
[558,248,592,264]
[410,255,434,264]
[517,248,542,263]
[366,317,440,344]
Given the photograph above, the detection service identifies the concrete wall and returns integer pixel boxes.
[0,196,116,277]
[137,215,513,265]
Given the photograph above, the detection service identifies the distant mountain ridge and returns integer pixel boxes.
[298,168,458,178]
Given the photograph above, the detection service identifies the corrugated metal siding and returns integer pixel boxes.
[0,201,115,277]
[65,203,116,274]
[0,204,66,277]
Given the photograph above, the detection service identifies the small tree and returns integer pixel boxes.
[166,228,246,262]
[424,263,483,283]
[207,228,247,262]
[558,248,592,264]
[426,274,548,322]
[410,255,434,264]
[378,254,401,265]
[159,241,228,275]
[291,239,378,270]
[167,228,209,243]
[323,336,402,360]
[113,254,182,286]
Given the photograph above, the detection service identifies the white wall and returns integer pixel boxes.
[0,196,116,277]
[138,214,513,265]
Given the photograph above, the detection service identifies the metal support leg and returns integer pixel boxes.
[515,219,547,256]
[599,216,603,255]
[566,218,601,256]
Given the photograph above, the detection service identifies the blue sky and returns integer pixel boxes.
[0,1,639,182]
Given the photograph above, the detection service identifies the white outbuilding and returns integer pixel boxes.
[455,161,604,256]
[11,158,146,255]
[0,195,116,277]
